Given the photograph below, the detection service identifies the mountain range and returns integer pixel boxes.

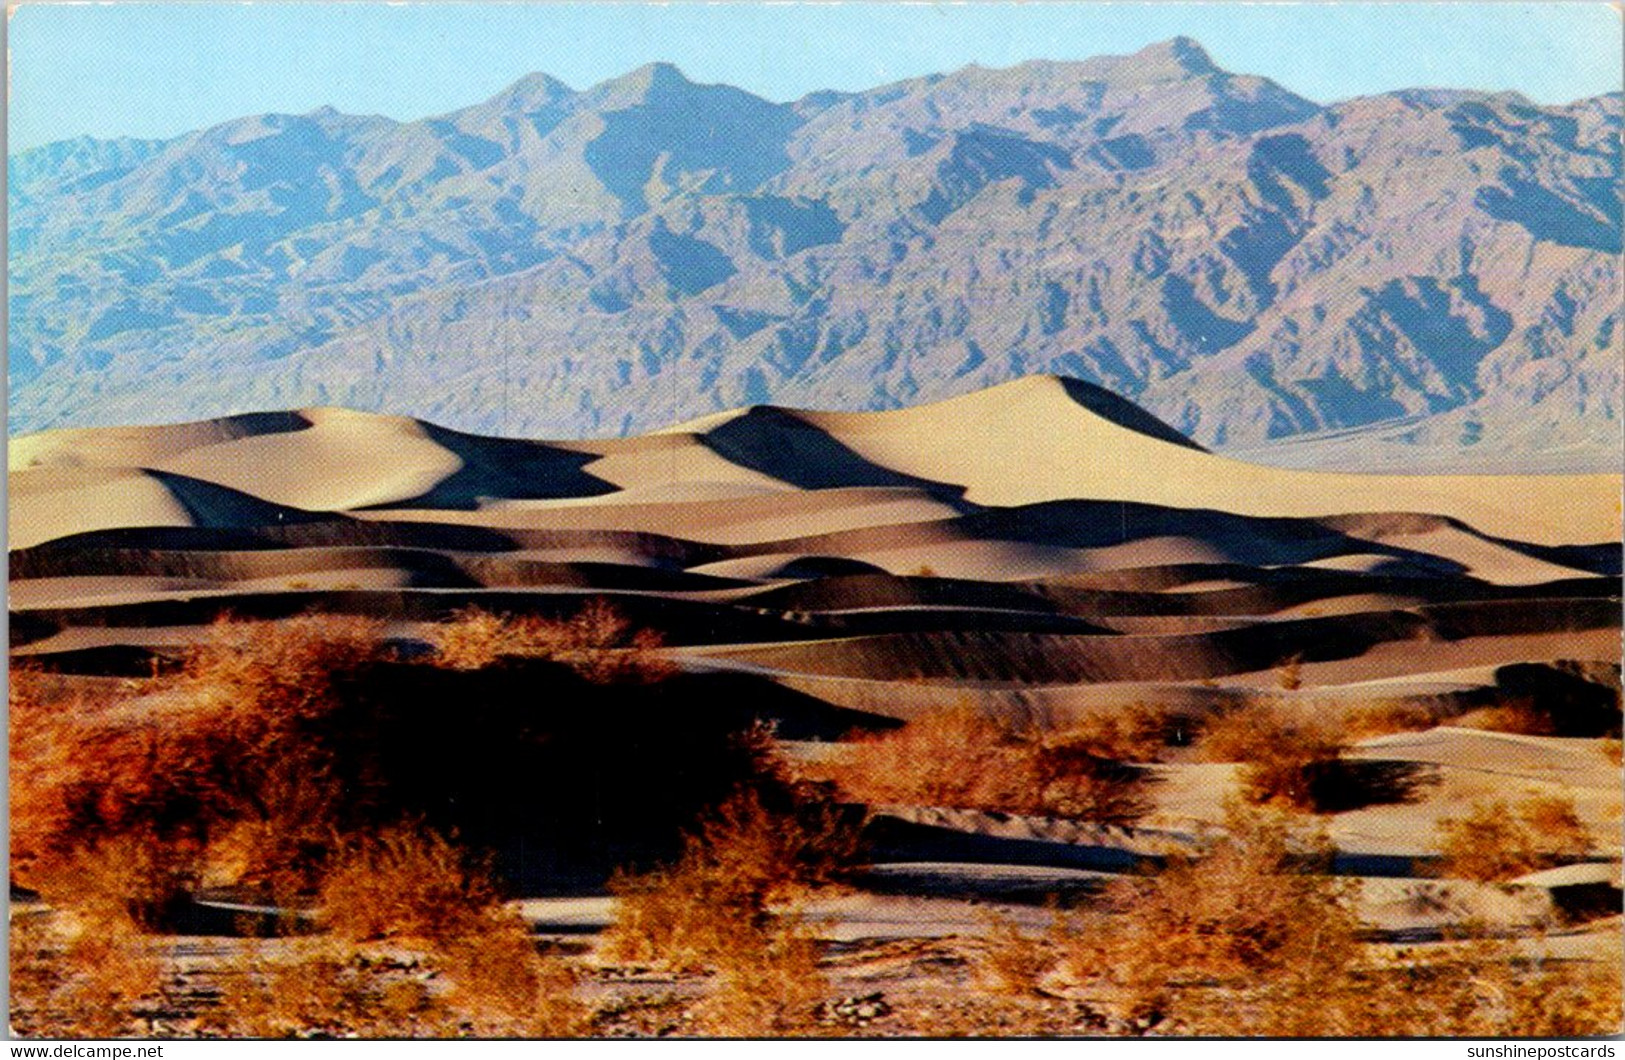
[8,38,1622,470]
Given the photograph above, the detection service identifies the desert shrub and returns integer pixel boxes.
[813,706,1011,810]
[604,786,845,1035]
[319,826,503,944]
[1036,804,1617,1037]
[430,607,519,669]
[13,606,735,908]
[183,612,389,715]
[430,600,674,682]
[1028,735,1154,822]
[1057,702,1189,762]
[1495,954,1623,1036]
[815,705,1149,823]
[1450,696,1557,736]
[7,905,163,1039]
[208,939,450,1039]
[603,786,847,971]
[216,938,580,1040]
[1056,804,1359,1023]
[1436,795,1593,882]
[1276,655,1305,691]
[1292,935,1624,1037]
[1198,704,1349,811]
[1342,700,1441,739]
[690,917,826,1037]
[436,913,586,1038]
[216,827,583,1038]
[975,912,1059,998]
[10,615,390,900]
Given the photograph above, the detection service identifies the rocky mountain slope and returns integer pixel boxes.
[8,39,1621,468]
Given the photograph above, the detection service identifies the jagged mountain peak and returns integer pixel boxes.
[588,61,713,106]
[1136,35,1221,76]
[1076,35,1224,82]
[483,70,577,113]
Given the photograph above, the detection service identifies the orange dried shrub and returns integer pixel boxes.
[1341,700,1441,739]
[1198,703,1349,811]
[1055,804,1360,1031]
[1276,655,1305,691]
[814,705,1149,823]
[814,706,1020,810]
[1056,702,1190,762]
[205,939,449,1039]
[603,787,841,1035]
[182,612,388,715]
[1435,795,1593,882]
[9,615,389,907]
[603,787,847,971]
[316,825,585,1036]
[975,911,1059,998]
[430,600,675,682]
[7,904,163,1039]
[319,826,503,945]
[1450,696,1557,736]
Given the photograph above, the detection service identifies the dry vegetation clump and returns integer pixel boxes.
[430,599,674,682]
[810,706,1009,810]
[603,787,846,970]
[1290,936,1624,1038]
[1275,654,1305,691]
[1056,804,1359,1026]
[316,825,586,1035]
[1450,695,1558,736]
[10,615,392,908]
[1043,805,1607,1035]
[207,940,451,1039]
[1435,795,1593,882]
[12,600,779,920]
[689,917,827,1037]
[603,786,851,1035]
[975,911,1061,998]
[813,705,1150,823]
[318,826,504,945]
[208,825,583,1038]
[8,904,164,1038]
[1197,703,1350,812]
[1058,701,1190,762]
[1341,700,1442,739]
[183,612,388,714]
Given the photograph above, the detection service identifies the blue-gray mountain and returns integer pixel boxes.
[8,39,1621,468]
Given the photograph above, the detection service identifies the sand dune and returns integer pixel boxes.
[783,377,1620,546]
[7,466,330,550]
[14,377,1619,547]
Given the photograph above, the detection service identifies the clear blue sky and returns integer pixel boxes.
[8,2,1622,154]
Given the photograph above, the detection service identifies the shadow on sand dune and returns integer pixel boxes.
[701,406,972,504]
[362,422,620,510]
[1055,376,1209,453]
